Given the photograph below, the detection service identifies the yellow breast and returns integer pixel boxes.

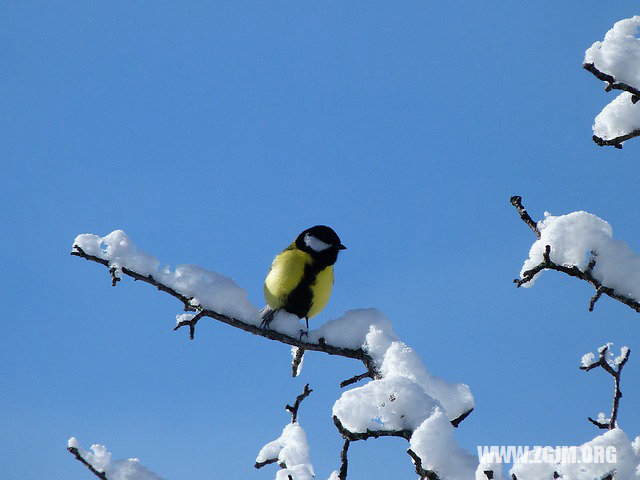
[264,246,310,310]
[306,265,334,319]
[263,244,335,319]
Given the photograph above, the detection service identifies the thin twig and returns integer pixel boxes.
[340,372,373,388]
[291,347,305,378]
[256,384,314,470]
[254,458,278,469]
[173,311,204,340]
[593,130,640,149]
[510,196,540,238]
[333,415,412,441]
[407,448,439,480]
[285,383,313,423]
[67,447,109,480]
[583,63,640,102]
[580,345,631,429]
[451,408,474,428]
[589,287,604,312]
[338,439,350,480]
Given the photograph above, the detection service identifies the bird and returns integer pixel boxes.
[261,225,346,330]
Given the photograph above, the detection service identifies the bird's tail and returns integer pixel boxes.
[260,305,275,328]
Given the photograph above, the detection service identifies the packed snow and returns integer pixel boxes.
[256,423,314,480]
[326,312,474,423]
[409,407,502,480]
[67,438,164,480]
[510,428,640,479]
[520,211,640,302]
[585,16,640,90]
[330,314,477,478]
[593,91,640,141]
[73,230,260,321]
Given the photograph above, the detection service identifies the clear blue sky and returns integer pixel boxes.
[2,2,640,479]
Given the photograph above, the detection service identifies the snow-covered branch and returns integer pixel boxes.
[67,441,109,480]
[71,239,379,382]
[71,230,476,479]
[581,344,631,430]
[255,384,315,478]
[512,197,640,314]
[583,16,640,148]
[67,438,164,480]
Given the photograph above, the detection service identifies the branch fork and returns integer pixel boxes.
[580,345,630,430]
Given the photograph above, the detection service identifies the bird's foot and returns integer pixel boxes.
[299,329,309,340]
[260,308,275,330]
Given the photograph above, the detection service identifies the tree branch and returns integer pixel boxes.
[285,383,313,423]
[339,371,373,388]
[582,63,640,149]
[67,446,109,480]
[510,196,540,238]
[71,245,380,381]
[583,62,640,103]
[333,415,412,441]
[255,384,314,470]
[511,198,640,314]
[254,457,278,469]
[291,347,305,377]
[407,448,439,480]
[580,345,630,430]
[592,130,640,149]
[450,408,474,428]
[338,439,350,480]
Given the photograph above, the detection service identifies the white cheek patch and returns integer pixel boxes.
[304,233,331,252]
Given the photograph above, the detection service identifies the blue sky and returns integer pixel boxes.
[3,2,640,479]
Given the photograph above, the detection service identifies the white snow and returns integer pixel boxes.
[511,428,640,479]
[73,230,260,322]
[583,343,629,370]
[329,312,476,479]
[593,91,640,141]
[291,346,304,376]
[333,375,439,432]
[67,438,164,480]
[324,311,474,423]
[256,423,314,480]
[175,312,195,326]
[585,16,640,90]
[520,211,640,302]
[616,346,630,365]
[581,352,596,368]
[409,408,503,480]
[310,308,396,349]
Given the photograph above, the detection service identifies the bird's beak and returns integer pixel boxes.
[338,244,347,250]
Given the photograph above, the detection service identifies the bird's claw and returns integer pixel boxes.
[299,329,309,340]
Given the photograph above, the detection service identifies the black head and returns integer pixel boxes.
[295,225,346,266]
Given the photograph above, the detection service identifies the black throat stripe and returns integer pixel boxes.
[283,261,324,319]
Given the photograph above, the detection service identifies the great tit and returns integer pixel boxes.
[261,225,346,329]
